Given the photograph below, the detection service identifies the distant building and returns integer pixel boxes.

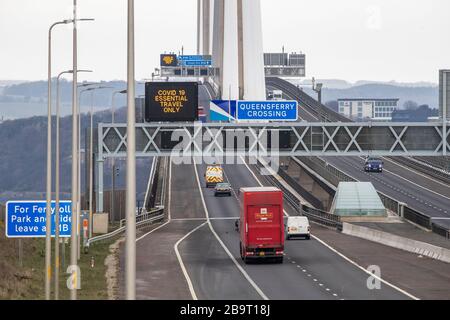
[391,105,439,123]
[337,98,399,121]
[439,70,450,120]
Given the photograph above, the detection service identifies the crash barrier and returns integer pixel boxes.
[296,157,450,239]
[84,208,164,252]
[254,160,343,230]
[342,223,450,263]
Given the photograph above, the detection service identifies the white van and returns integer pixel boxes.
[285,216,310,240]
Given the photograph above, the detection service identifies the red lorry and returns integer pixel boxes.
[239,187,284,264]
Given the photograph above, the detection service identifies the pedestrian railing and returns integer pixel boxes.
[85,207,165,251]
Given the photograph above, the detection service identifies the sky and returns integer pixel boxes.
[0,0,449,83]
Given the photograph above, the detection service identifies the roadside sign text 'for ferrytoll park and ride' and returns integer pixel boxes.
[5,201,72,238]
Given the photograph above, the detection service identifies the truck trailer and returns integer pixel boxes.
[239,187,284,264]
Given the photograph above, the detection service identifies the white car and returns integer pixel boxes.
[285,216,311,240]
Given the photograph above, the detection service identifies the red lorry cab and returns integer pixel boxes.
[239,187,284,263]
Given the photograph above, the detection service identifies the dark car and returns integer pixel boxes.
[214,183,232,197]
[364,157,384,172]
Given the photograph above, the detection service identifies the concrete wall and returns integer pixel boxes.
[342,223,450,264]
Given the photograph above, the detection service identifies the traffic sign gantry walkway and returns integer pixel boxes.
[98,122,449,158]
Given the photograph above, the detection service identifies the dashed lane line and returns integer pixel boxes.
[242,156,420,301]
[193,159,269,300]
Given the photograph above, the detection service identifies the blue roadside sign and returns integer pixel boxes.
[5,201,72,238]
[183,60,212,66]
[178,55,211,61]
[236,100,298,121]
[178,55,212,67]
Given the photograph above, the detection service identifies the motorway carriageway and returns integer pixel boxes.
[323,156,450,228]
[274,85,450,228]
[169,158,412,300]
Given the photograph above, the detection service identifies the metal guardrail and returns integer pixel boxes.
[85,208,165,250]
[155,157,169,208]
[415,156,450,174]
[277,169,324,210]
[267,77,450,238]
[297,156,402,216]
[266,77,351,123]
[300,156,450,239]
[387,157,450,185]
[254,160,343,230]
[144,157,158,211]
[432,223,450,239]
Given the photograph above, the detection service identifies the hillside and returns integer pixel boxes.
[321,84,438,109]
[0,79,440,119]
[293,83,438,109]
[0,108,151,203]
[0,80,143,120]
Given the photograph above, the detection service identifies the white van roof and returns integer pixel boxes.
[288,216,309,221]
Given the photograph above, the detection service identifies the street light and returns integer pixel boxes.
[77,82,98,241]
[111,89,127,225]
[70,0,94,301]
[312,77,323,104]
[45,18,73,301]
[126,0,137,300]
[45,15,94,301]
[112,89,127,123]
[54,69,92,300]
[80,86,114,242]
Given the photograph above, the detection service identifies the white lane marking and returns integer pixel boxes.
[383,168,450,201]
[246,156,420,301]
[136,157,202,301]
[171,217,239,221]
[222,170,243,205]
[331,157,448,214]
[312,235,419,300]
[136,220,171,242]
[193,160,269,300]
[174,222,208,301]
[355,156,450,201]
[383,158,450,189]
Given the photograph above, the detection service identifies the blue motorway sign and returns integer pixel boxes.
[183,60,212,67]
[6,201,72,238]
[237,100,298,121]
[179,55,212,67]
[178,55,211,61]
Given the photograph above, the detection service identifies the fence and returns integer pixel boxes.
[296,157,450,239]
[85,208,165,251]
[255,160,343,230]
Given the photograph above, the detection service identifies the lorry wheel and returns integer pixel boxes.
[276,257,283,264]
[306,235,311,240]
